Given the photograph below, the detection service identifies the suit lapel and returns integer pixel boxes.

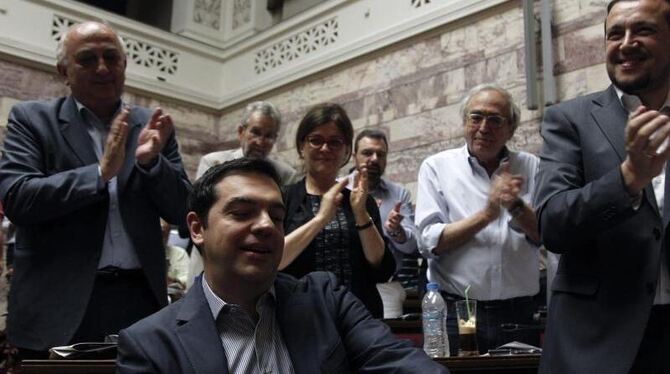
[275,277,320,374]
[175,277,229,374]
[590,86,627,161]
[591,86,659,213]
[117,108,144,191]
[58,96,99,165]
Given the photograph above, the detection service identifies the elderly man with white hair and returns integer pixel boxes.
[415,84,540,355]
[196,101,299,183]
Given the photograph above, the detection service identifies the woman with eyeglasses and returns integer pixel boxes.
[280,103,395,318]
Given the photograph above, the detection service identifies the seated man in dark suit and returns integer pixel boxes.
[117,158,448,373]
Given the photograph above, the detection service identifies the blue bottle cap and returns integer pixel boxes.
[426,282,439,291]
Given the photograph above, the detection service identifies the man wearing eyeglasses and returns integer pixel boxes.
[196,101,299,184]
[415,84,540,355]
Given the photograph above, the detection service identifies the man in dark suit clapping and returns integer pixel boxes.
[534,0,670,372]
[0,21,191,358]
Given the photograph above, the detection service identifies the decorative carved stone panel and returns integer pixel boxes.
[125,37,179,76]
[50,15,179,76]
[193,0,222,30]
[232,0,251,30]
[411,0,431,8]
[51,15,76,43]
[254,18,339,74]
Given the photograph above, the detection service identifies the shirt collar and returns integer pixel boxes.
[374,177,389,192]
[74,98,124,127]
[463,144,510,174]
[233,148,245,159]
[614,85,670,113]
[201,274,276,321]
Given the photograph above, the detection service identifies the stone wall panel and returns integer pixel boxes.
[0,0,613,196]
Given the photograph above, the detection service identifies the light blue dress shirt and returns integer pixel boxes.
[76,100,157,270]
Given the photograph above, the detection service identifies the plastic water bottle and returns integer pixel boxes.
[422,282,449,358]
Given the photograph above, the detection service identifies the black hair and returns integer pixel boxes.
[606,0,670,26]
[295,103,354,166]
[354,128,389,154]
[188,157,281,227]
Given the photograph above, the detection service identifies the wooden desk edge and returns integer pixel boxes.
[436,354,541,369]
[22,355,541,372]
[22,359,116,374]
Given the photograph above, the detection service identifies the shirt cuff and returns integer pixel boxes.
[390,229,418,254]
[630,191,643,210]
[419,223,446,259]
[96,165,106,191]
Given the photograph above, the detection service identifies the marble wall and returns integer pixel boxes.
[0,59,221,179]
[218,0,612,197]
[0,0,612,194]
[0,0,615,330]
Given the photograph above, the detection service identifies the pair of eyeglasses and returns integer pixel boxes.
[306,136,346,150]
[468,113,507,129]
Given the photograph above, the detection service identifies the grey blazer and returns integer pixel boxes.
[0,96,192,351]
[534,86,669,373]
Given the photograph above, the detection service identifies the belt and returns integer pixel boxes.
[651,304,670,313]
[96,267,145,281]
[441,291,534,307]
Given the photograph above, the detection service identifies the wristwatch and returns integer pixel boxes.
[388,229,403,238]
[355,217,374,231]
[507,198,525,218]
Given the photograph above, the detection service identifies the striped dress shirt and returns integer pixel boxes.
[202,276,295,374]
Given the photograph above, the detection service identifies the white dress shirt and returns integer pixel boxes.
[415,145,540,300]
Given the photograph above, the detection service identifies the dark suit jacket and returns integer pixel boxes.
[281,179,396,318]
[533,86,670,373]
[0,96,191,351]
[117,272,448,374]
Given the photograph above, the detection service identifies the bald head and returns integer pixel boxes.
[56,22,127,119]
[57,22,125,69]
